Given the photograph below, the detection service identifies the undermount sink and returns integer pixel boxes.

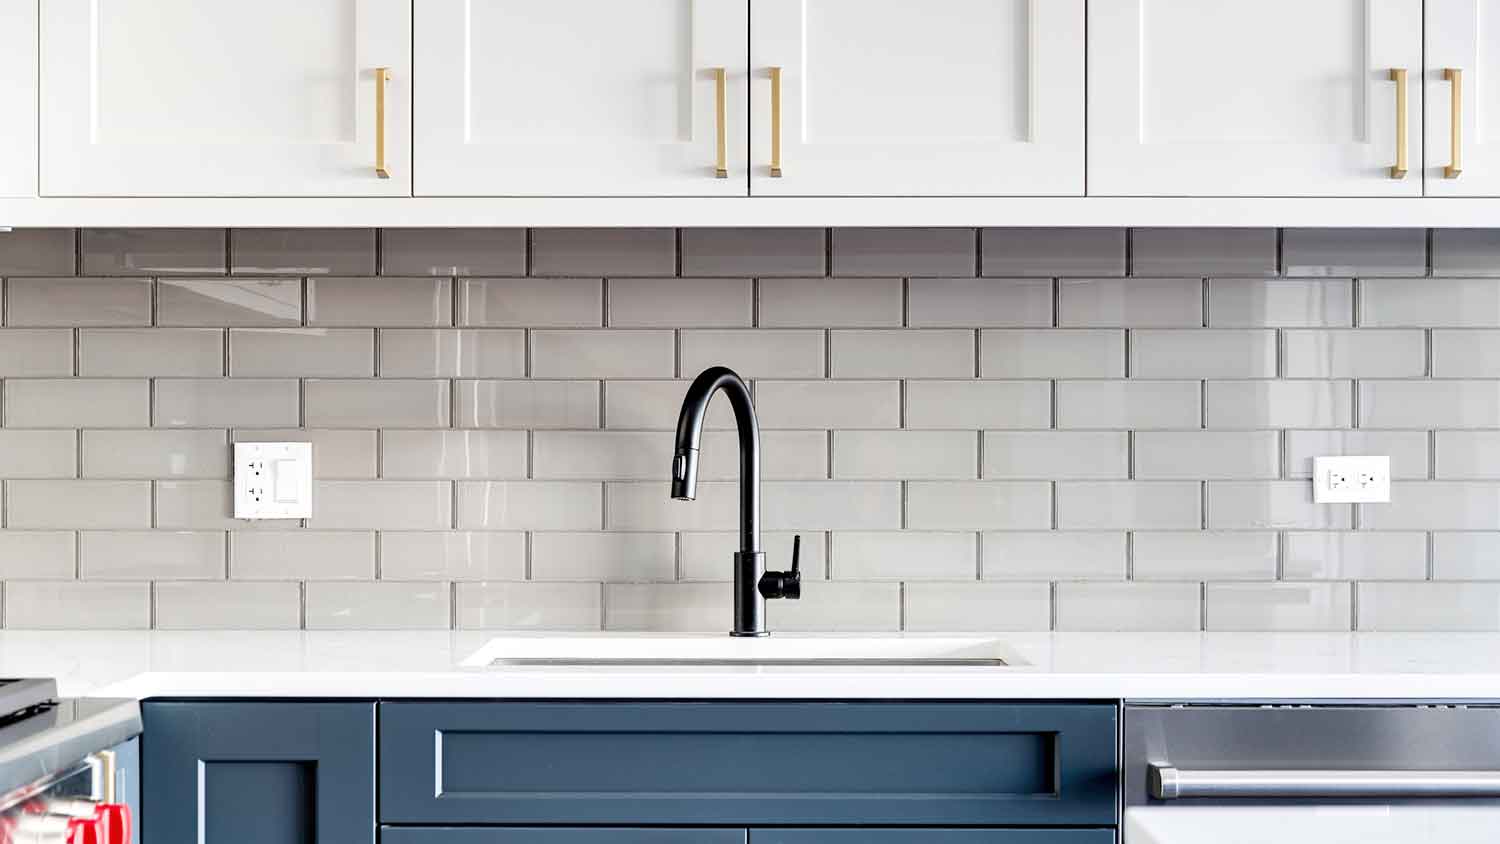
[462,635,1024,667]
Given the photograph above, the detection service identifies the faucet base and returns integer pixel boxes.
[728,630,770,638]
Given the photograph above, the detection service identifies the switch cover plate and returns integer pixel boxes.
[1312,455,1391,504]
[234,442,313,519]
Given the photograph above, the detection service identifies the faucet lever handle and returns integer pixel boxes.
[757,535,803,601]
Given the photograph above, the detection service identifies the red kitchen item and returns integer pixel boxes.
[64,817,98,844]
[92,805,128,844]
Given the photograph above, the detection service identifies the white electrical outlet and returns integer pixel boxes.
[1312,455,1391,504]
[234,442,313,519]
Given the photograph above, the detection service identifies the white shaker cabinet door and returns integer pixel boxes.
[1427,0,1500,195]
[1088,0,1423,197]
[0,0,36,197]
[750,0,1084,196]
[40,0,411,197]
[414,0,749,197]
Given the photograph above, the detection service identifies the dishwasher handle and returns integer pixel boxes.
[1151,765,1500,800]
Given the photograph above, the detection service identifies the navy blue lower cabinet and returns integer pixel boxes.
[381,830,746,843]
[379,701,1117,826]
[143,701,375,844]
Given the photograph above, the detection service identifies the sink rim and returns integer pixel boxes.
[462,633,1026,668]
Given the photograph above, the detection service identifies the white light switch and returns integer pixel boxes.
[1312,455,1391,504]
[234,442,313,519]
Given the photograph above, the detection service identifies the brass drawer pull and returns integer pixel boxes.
[712,67,729,179]
[769,66,783,178]
[376,67,392,179]
[1389,68,1408,179]
[1446,68,1464,179]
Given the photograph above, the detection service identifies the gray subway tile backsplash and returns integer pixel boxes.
[1,226,1499,631]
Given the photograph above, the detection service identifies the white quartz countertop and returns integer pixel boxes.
[9,630,1500,701]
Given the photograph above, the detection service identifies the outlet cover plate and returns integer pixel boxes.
[233,442,313,519]
[1312,455,1391,504]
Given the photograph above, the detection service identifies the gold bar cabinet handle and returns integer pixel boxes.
[375,67,392,179]
[769,66,783,177]
[712,67,728,179]
[1389,68,1408,179]
[1446,68,1464,179]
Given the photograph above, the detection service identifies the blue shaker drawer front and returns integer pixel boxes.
[378,701,1117,826]
[382,830,746,844]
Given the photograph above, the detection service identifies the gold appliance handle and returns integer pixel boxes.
[1389,68,1408,179]
[1446,68,1464,179]
[376,67,392,179]
[712,67,728,178]
[769,66,783,177]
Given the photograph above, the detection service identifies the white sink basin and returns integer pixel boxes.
[462,635,1023,667]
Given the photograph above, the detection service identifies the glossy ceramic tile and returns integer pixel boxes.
[0,229,74,275]
[80,228,225,275]
[1282,228,1427,277]
[679,228,827,277]
[530,228,675,277]
[980,227,1126,277]
[230,228,375,275]
[831,228,975,277]
[759,277,902,327]
[1131,228,1277,277]
[0,330,74,376]
[156,278,302,327]
[380,228,527,276]
[908,277,1054,327]
[7,277,151,326]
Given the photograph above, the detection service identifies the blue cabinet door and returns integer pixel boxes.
[143,701,375,844]
[382,830,747,844]
[380,701,1117,827]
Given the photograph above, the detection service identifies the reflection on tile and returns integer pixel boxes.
[81,228,225,275]
[307,277,452,327]
[457,380,601,429]
[1431,229,1500,277]
[381,228,526,276]
[1208,278,1354,327]
[1059,277,1202,327]
[460,277,602,327]
[380,531,525,581]
[82,429,228,478]
[6,380,149,428]
[230,228,375,275]
[1282,228,1427,277]
[158,278,302,327]
[378,329,524,378]
[79,530,224,580]
[154,379,299,428]
[909,277,1054,327]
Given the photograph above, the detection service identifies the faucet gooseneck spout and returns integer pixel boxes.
[672,366,800,637]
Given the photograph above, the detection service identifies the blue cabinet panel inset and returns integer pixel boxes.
[379,701,1116,826]
[143,701,375,844]
[382,830,747,844]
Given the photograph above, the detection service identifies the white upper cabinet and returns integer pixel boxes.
[414,0,748,197]
[750,0,1085,196]
[39,0,412,197]
[1426,0,1500,195]
[1088,0,1424,197]
[0,0,36,197]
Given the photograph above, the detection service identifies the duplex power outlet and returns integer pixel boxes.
[234,442,313,519]
[1312,455,1391,504]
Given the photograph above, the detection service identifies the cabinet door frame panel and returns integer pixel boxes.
[1088,0,1424,197]
[750,0,1085,196]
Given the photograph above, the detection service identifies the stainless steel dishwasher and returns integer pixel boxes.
[1124,703,1500,843]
